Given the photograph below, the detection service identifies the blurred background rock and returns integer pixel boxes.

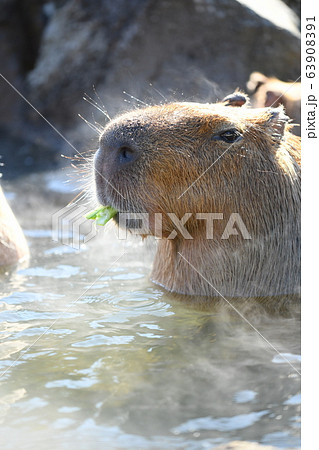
[0,0,300,179]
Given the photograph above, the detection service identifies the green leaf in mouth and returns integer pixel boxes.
[85,206,118,226]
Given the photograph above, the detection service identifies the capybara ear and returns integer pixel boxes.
[246,72,268,93]
[221,91,249,107]
[266,106,290,137]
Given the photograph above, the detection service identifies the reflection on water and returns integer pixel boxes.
[0,174,300,450]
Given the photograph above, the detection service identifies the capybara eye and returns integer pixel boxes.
[218,129,242,143]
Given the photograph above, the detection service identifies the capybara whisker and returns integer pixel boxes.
[123,91,150,107]
[83,93,112,122]
[78,114,102,135]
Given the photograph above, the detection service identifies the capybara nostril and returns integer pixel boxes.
[117,145,138,165]
[98,125,141,172]
[102,140,140,168]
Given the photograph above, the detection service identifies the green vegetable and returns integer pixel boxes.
[85,205,118,226]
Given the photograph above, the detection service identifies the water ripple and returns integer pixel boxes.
[171,410,269,434]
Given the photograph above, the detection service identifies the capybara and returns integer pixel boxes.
[247,72,301,135]
[0,185,29,266]
[93,93,300,298]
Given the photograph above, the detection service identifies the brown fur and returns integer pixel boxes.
[0,185,29,267]
[94,94,300,298]
[247,72,301,135]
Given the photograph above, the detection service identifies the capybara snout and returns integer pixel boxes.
[94,122,143,206]
[95,101,251,215]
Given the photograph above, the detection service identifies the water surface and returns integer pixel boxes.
[0,171,301,449]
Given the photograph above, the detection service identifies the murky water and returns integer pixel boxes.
[0,171,300,449]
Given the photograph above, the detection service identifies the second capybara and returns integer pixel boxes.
[93,93,300,298]
[247,72,301,135]
[0,185,29,267]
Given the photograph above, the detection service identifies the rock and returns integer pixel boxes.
[0,0,301,176]
[28,0,300,122]
[27,0,148,128]
[281,0,300,17]
[0,0,66,178]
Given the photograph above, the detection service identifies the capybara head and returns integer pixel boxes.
[93,93,300,298]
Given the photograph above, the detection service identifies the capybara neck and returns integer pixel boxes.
[94,94,300,298]
[151,215,299,297]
